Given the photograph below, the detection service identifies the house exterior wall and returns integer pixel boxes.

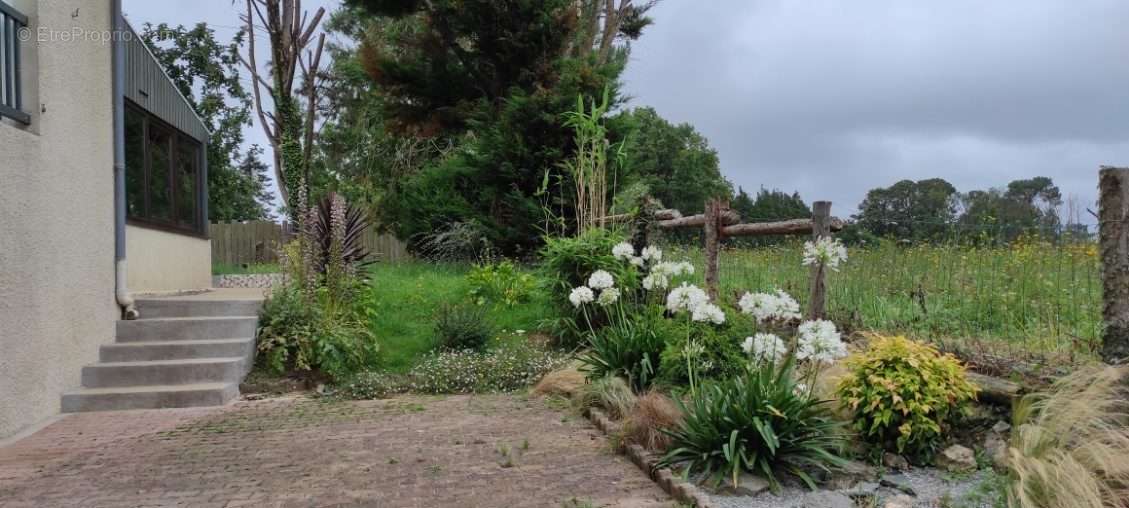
[0,0,118,438]
[126,225,212,293]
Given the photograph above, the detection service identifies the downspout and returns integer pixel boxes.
[111,0,138,319]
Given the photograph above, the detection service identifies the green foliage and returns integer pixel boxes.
[658,357,848,491]
[336,370,405,399]
[256,285,380,382]
[139,22,272,221]
[611,106,731,215]
[406,340,568,394]
[467,261,536,306]
[434,304,495,351]
[837,335,978,461]
[539,229,632,310]
[574,376,638,420]
[658,321,747,386]
[730,187,811,246]
[855,178,958,241]
[578,306,673,391]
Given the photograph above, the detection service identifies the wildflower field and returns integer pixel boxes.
[669,237,1101,367]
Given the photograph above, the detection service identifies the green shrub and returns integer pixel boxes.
[575,376,638,420]
[407,341,568,394]
[257,285,380,382]
[336,371,405,399]
[539,229,634,312]
[837,335,978,461]
[579,305,672,391]
[658,322,745,386]
[467,260,537,306]
[434,304,495,351]
[658,357,848,491]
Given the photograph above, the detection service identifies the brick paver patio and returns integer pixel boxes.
[0,395,673,508]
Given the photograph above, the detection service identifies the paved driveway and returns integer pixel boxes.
[0,395,672,508]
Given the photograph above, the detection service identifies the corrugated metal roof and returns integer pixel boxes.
[121,19,209,142]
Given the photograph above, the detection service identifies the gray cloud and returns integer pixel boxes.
[621,0,1129,221]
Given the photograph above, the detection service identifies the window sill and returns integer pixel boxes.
[127,218,209,240]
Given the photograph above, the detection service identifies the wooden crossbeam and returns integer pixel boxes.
[720,217,845,237]
[657,210,741,229]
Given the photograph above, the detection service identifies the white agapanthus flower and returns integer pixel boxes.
[596,287,621,307]
[741,333,787,363]
[629,256,646,268]
[612,242,636,260]
[802,237,848,271]
[587,270,615,290]
[568,286,595,307]
[641,245,663,262]
[642,273,669,291]
[691,302,726,325]
[796,319,848,363]
[738,290,801,323]
[665,283,708,314]
[652,261,695,277]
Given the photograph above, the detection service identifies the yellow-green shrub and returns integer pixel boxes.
[837,335,978,460]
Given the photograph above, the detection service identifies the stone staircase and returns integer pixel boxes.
[61,293,263,412]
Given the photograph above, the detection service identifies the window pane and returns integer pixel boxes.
[124,108,145,217]
[148,126,172,221]
[176,138,198,228]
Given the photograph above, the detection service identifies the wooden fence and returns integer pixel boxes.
[210,221,409,266]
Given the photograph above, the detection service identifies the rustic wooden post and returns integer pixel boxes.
[704,199,723,301]
[1100,167,1129,364]
[807,201,832,320]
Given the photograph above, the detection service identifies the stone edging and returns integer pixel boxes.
[585,408,714,508]
[213,273,286,289]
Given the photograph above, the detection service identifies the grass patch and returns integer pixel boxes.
[361,262,556,373]
[212,262,281,275]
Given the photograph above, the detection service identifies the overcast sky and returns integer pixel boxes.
[125,1,1127,223]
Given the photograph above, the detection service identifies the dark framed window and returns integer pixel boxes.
[124,100,203,235]
[0,0,30,124]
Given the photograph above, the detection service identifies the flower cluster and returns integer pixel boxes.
[738,290,802,323]
[796,319,848,363]
[571,270,619,308]
[666,283,726,324]
[643,261,694,291]
[802,237,848,271]
[407,343,568,394]
[741,333,787,363]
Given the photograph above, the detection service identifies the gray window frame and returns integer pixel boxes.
[0,0,29,124]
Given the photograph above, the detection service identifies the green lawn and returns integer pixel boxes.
[361,262,557,372]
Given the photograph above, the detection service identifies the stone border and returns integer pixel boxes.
[586,408,714,508]
[213,273,286,289]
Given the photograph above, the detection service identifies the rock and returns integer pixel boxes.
[967,372,1022,407]
[795,491,854,508]
[984,433,1009,470]
[713,472,771,497]
[838,481,880,500]
[992,420,1012,434]
[883,494,915,508]
[883,452,911,471]
[937,444,977,473]
[880,474,917,496]
[825,459,878,490]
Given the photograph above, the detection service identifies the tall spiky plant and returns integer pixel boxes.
[1008,364,1129,508]
[561,86,625,234]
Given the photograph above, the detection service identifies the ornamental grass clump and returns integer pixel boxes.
[658,355,848,491]
[837,335,978,462]
[1008,364,1129,508]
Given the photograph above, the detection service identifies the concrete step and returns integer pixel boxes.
[61,383,239,412]
[100,338,255,362]
[81,357,247,388]
[116,316,257,342]
[134,298,263,319]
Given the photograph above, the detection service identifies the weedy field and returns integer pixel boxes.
[668,237,1101,370]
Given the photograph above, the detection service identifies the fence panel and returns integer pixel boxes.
[210,221,408,266]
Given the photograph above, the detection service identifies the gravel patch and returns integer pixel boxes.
[709,469,998,508]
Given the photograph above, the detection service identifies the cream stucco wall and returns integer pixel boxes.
[0,0,118,438]
[126,225,212,293]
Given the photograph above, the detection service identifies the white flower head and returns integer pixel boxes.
[642,273,669,291]
[630,256,646,268]
[796,319,847,363]
[641,245,663,262]
[738,290,801,323]
[587,270,615,290]
[612,242,636,261]
[568,286,594,308]
[741,333,787,363]
[596,287,621,307]
[802,237,848,271]
[691,302,726,325]
[665,283,708,314]
[652,261,695,278]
